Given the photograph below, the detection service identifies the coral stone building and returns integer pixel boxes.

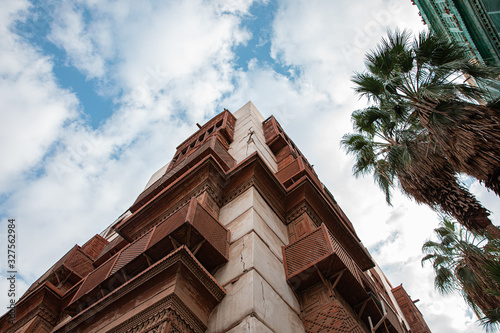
[0,102,430,332]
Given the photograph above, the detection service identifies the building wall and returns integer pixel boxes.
[207,102,303,332]
[1,102,431,333]
[412,0,500,67]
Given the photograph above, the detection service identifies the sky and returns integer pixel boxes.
[0,0,499,332]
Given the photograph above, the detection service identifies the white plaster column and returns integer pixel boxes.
[207,102,305,332]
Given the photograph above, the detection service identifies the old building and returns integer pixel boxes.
[412,0,500,67]
[0,102,430,332]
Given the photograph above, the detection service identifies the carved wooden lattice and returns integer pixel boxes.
[302,299,366,333]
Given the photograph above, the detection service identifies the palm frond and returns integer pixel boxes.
[434,266,455,294]
[422,217,500,326]
[352,73,385,101]
[480,308,500,332]
[347,28,499,236]
[351,107,390,135]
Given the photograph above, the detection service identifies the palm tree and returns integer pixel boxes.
[341,102,495,236]
[481,260,500,331]
[422,217,500,331]
[352,30,500,197]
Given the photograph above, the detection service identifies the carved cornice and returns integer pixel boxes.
[4,305,59,333]
[286,200,322,227]
[36,306,59,326]
[26,316,53,333]
[222,178,255,206]
[116,156,226,241]
[109,295,205,333]
[1,282,62,333]
[223,152,287,221]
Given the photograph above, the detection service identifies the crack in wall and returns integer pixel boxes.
[246,128,255,155]
[240,237,247,272]
[261,280,266,319]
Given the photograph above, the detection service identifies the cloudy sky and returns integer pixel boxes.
[1,0,498,331]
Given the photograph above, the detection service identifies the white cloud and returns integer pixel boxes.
[211,0,261,15]
[0,0,254,308]
[0,1,497,332]
[48,0,251,118]
[48,1,107,79]
[270,0,425,101]
[0,0,80,192]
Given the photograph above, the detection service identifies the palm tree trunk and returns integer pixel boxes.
[416,102,500,197]
[398,142,495,235]
[486,224,500,239]
[462,253,500,314]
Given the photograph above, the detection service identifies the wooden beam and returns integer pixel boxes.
[120,270,129,282]
[169,235,181,249]
[59,270,72,287]
[192,239,206,255]
[331,269,346,290]
[356,298,369,318]
[368,300,387,332]
[99,286,105,298]
[54,270,62,285]
[383,320,389,332]
[143,253,153,266]
[314,265,332,297]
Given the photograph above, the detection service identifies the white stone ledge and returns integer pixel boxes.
[226,314,274,333]
[224,207,285,261]
[213,231,300,313]
[219,188,288,246]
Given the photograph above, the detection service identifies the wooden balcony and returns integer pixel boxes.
[283,224,368,306]
[284,224,406,332]
[20,245,96,299]
[58,247,225,333]
[68,197,228,313]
